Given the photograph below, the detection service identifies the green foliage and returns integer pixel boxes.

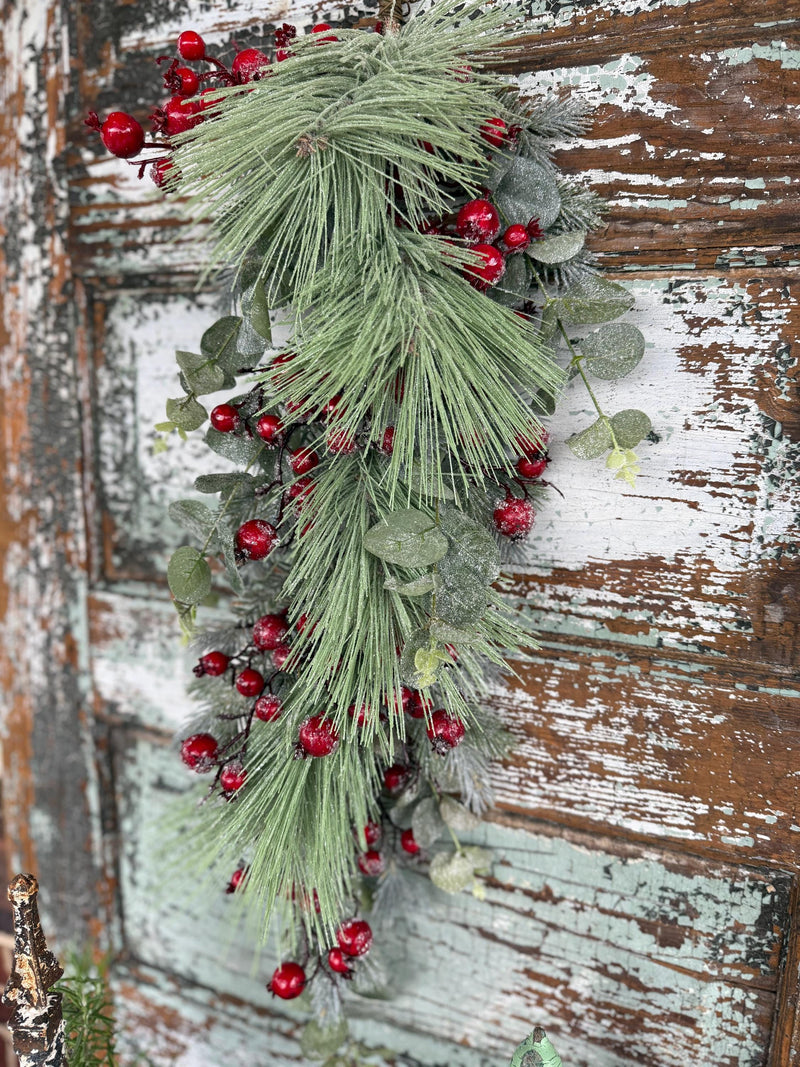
[509,1028,563,1067]
[56,951,118,1067]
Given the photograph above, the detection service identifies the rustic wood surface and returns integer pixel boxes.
[1,0,799,1064]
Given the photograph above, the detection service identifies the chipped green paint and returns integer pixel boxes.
[716,41,800,69]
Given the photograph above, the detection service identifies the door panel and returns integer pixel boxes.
[2,0,798,1064]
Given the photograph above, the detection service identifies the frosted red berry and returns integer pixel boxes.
[163,95,202,135]
[195,650,229,677]
[180,732,218,771]
[151,159,174,188]
[219,761,247,793]
[272,644,291,670]
[480,117,507,147]
[232,48,270,82]
[236,668,264,698]
[269,961,305,999]
[502,223,530,252]
[465,244,505,289]
[400,828,420,855]
[298,715,339,757]
[289,448,319,475]
[383,764,409,793]
[379,427,395,455]
[254,694,282,722]
[327,430,357,455]
[336,919,372,957]
[253,613,288,651]
[363,821,382,847]
[177,30,205,60]
[256,413,283,443]
[311,22,338,43]
[357,850,386,877]
[327,948,352,975]
[348,704,369,727]
[101,112,144,158]
[456,199,500,243]
[426,709,465,753]
[493,494,535,539]
[287,476,314,503]
[516,454,548,480]
[322,394,343,420]
[407,689,431,720]
[235,519,278,560]
[210,403,240,433]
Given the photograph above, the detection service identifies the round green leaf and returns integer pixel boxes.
[582,322,645,380]
[439,796,480,832]
[200,315,242,373]
[167,547,212,605]
[493,157,561,229]
[168,499,218,544]
[567,417,613,460]
[529,230,585,265]
[411,797,446,848]
[557,276,635,326]
[165,395,207,432]
[364,509,448,567]
[175,351,226,396]
[428,852,476,894]
[610,409,652,448]
[300,1018,349,1061]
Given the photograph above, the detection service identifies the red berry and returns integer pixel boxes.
[256,413,283,443]
[177,30,206,60]
[254,694,282,722]
[527,217,544,241]
[226,866,248,893]
[327,948,352,975]
[516,454,548,480]
[391,687,412,715]
[180,732,218,771]
[379,427,395,455]
[298,715,339,757]
[199,86,224,111]
[321,394,343,420]
[502,223,530,252]
[327,430,357,455]
[383,764,409,793]
[275,48,292,62]
[150,159,174,188]
[337,919,372,957]
[210,403,240,433]
[100,112,144,158]
[456,199,500,243]
[465,244,505,289]
[311,22,338,43]
[357,850,386,877]
[289,447,319,475]
[235,519,278,560]
[480,117,507,147]
[175,66,200,97]
[253,613,288,651]
[407,690,431,719]
[515,429,549,455]
[287,476,314,503]
[493,494,535,539]
[269,961,305,999]
[232,48,270,82]
[426,709,465,753]
[163,95,203,135]
[220,761,247,793]
[400,828,420,855]
[272,644,291,670]
[296,613,310,634]
[195,650,229,677]
[363,821,382,847]
[348,704,369,727]
[236,668,264,698]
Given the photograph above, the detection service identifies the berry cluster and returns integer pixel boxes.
[268,918,373,1000]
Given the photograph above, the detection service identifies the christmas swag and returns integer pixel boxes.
[87,0,650,1055]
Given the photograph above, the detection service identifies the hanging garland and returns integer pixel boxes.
[87,0,651,1056]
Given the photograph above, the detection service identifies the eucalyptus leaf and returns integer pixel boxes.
[364,509,448,567]
[300,1018,349,1061]
[493,157,561,230]
[534,386,557,416]
[557,275,635,326]
[242,279,272,341]
[200,315,243,373]
[235,317,268,362]
[429,620,475,646]
[411,797,446,848]
[567,417,613,460]
[434,580,488,627]
[610,408,652,448]
[167,546,212,605]
[175,351,226,396]
[166,395,207,432]
[581,322,645,380]
[487,252,529,308]
[529,230,585,265]
[439,796,481,831]
[539,302,559,341]
[205,427,263,465]
[220,532,245,594]
[428,851,476,894]
[168,500,218,546]
[194,472,256,496]
[399,628,439,688]
[462,846,493,872]
[384,576,435,597]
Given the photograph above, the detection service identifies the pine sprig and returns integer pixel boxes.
[56,951,119,1067]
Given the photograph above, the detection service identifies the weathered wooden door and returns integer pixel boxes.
[2,1,798,1064]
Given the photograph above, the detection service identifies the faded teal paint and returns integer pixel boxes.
[111,737,788,1067]
[717,41,800,69]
